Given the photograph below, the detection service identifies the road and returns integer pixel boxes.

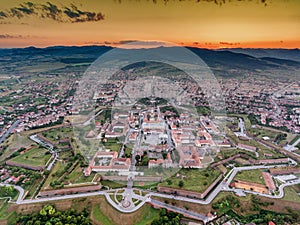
[0,119,21,144]
[150,199,212,223]
[270,82,295,117]
[119,128,134,158]
[1,162,299,225]
[284,136,300,151]
[0,183,25,204]
[83,109,103,126]
[29,134,54,152]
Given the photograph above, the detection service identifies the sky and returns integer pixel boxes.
[0,0,299,48]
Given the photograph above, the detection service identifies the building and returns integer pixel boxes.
[262,172,276,192]
[84,150,131,176]
[232,180,268,194]
[148,153,173,168]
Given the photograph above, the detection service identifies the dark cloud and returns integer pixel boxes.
[98,40,139,45]
[16,2,35,15]
[0,2,104,23]
[0,11,7,18]
[0,34,29,39]
[41,2,62,21]
[64,4,104,22]
[10,8,24,19]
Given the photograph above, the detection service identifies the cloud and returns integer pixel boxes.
[94,40,140,45]
[103,40,163,45]
[219,42,240,46]
[64,4,104,22]
[0,2,105,23]
[117,0,270,6]
[41,2,62,21]
[0,34,30,39]
[0,11,7,18]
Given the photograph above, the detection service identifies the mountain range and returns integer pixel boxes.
[0,46,299,79]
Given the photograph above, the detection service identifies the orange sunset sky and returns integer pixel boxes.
[0,0,299,48]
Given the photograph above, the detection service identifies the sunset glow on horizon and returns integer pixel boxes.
[0,0,299,49]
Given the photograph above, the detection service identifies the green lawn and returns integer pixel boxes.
[25,177,44,199]
[159,168,221,192]
[92,205,115,225]
[248,127,280,140]
[102,139,122,152]
[42,160,66,190]
[289,135,300,145]
[0,133,33,163]
[228,114,251,129]
[101,180,126,189]
[282,186,300,203]
[92,204,159,225]
[0,199,18,224]
[133,205,160,225]
[9,147,51,167]
[42,126,73,142]
[235,169,265,185]
[64,163,96,184]
[258,148,285,159]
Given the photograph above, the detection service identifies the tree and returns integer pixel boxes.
[18,205,91,225]
[141,156,149,166]
[178,180,184,188]
[166,179,172,185]
[135,154,140,162]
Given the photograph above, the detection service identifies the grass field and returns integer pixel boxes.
[0,199,18,224]
[234,169,265,185]
[133,205,160,225]
[282,186,300,203]
[289,135,300,145]
[228,114,251,129]
[159,168,221,192]
[25,177,44,199]
[0,133,33,163]
[226,125,283,159]
[92,205,115,225]
[42,126,73,142]
[64,163,96,184]
[248,127,280,140]
[101,180,126,189]
[94,202,159,225]
[102,138,122,152]
[42,160,66,190]
[218,148,256,159]
[91,196,159,225]
[9,146,51,167]
[258,148,285,159]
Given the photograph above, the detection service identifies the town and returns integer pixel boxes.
[0,64,300,224]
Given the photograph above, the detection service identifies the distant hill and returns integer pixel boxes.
[188,47,300,78]
[218,48,300,62]
[0,46,299,79]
